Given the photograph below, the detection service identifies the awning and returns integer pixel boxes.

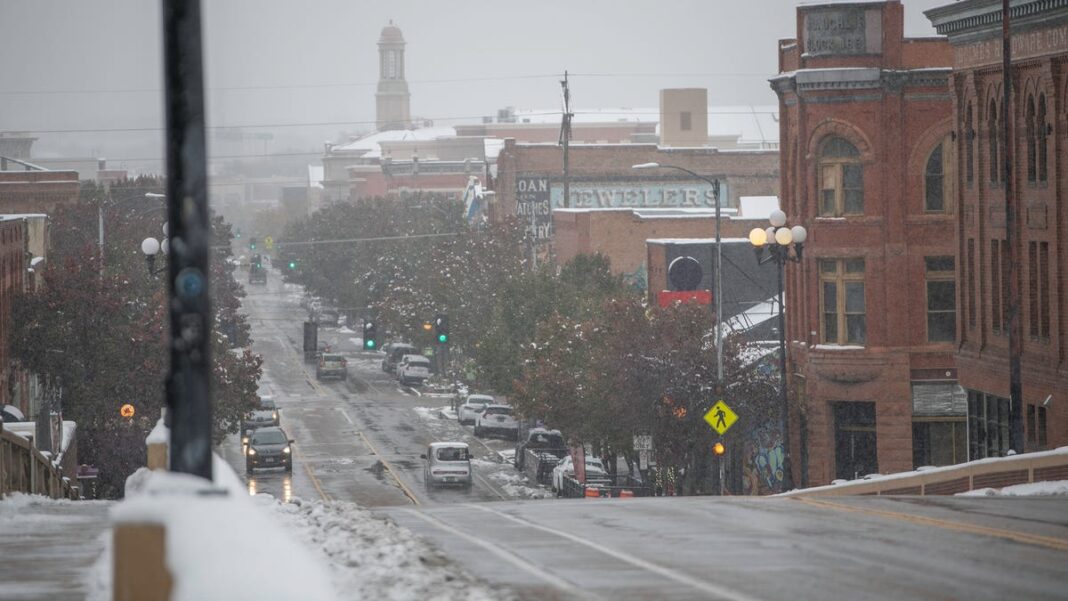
[912,383,967,418]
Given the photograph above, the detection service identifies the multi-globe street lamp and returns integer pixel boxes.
[748,209,806,491]
[141,220,171,276]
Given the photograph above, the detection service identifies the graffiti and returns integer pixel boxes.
[742,423,785,495]
[621,263,647,293]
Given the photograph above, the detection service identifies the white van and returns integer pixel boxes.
[397,354,431,386]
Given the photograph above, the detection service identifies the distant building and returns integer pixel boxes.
[0,156,80,214]
[927,0,1068,458]
[0,216,27,411]
[773,0,956,486]
[376,21,411,132]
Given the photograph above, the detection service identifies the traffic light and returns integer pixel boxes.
[712,442,725,456]
[249,237,258,250]
[434,313,448,344]
[288,260,297,270]
[363,320,378,350]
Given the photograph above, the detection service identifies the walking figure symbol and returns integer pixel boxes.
[715,408,727,428]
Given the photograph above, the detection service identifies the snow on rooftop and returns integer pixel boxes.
[646,237,753,244]
[332,127,458,158]
[725,298,779,332]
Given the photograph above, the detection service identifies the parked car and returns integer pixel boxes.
[474,404,519,440]
[551,454,610,493]
[421,442,472,488]
[241,396,280,433]
[515,428,569,483]
[318,307,340,327]
[382,343,417,373]
[246,426,293,474]
[397,354,431,386]
[458,394,495,425]
[316,353,348,380]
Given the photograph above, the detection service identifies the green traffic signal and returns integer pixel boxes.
[288,261,296,270]
[365,339,376,349]
[437,333,448,344]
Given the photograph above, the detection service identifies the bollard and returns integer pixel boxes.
[619,489,634,498]
[113,523,172,601]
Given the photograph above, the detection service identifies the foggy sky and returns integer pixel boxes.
[0,0,951,171]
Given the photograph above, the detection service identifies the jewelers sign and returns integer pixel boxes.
[516,176,553,243]
[549,181,724,209]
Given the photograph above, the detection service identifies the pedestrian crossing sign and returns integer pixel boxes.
[704,400,738,435]
[264,236,274,250]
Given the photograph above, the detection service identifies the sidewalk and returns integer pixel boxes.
[0,495,111,601]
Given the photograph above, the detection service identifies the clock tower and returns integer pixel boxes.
[376,21,411,131]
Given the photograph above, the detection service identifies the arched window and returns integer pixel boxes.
[1038,94,1048,183]
[818,136,863,217]
[988,99,1000,184]
[965,102,975,186]
[1026,95,1037,183]
[925,142,946,212]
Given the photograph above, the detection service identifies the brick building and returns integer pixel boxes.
[0,162,79,214]
[772,1,958,486]
[493,141,779,274]
[0,217,26,409]
[927,0,1068,458]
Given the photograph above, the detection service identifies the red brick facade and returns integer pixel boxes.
[0,170,79,214]
[774,1,957,486]
[928,0,1068,458]
[0,218,25,409]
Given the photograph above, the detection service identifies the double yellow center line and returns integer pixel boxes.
[795,496,1068,552]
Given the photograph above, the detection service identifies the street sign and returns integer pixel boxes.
[120,403,135,418]
[703,400,738,435]
[633,434,653,451]
[264,236,274,250]
[638,449,650,470]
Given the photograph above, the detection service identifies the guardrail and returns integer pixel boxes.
[0,423,79,499]
[782,446,1068,497]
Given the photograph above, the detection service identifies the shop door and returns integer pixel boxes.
[834,402,877,480]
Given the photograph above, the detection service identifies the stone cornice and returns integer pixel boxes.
[770,68,951,96]
[927,0,1068,39]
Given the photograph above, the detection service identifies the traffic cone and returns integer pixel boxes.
[584,487,600,498]
[619,490,634,498]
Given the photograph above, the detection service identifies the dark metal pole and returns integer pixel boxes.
[1002,0,1025,453]
[162,0,213,480]
[776,251,794,490]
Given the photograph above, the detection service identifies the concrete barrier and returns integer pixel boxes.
[783,446,1068,497]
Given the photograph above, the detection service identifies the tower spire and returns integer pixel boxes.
[376,21,410,131]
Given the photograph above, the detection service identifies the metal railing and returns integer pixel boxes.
[559,474,653,499]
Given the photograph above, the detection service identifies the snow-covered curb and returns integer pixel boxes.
[268,498,515,601]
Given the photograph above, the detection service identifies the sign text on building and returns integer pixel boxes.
[954,24,1068,69]
[516,176,553,242]
[803,6,881,57]
[550,182,723,209]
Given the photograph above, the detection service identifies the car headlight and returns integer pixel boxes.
[282,446,291,454]
[272,411,278,420]
[247,448,256,456]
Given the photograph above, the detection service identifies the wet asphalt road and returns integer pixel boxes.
[220,269,541,507]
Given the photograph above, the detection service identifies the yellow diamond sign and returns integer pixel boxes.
[704,400,738,435]
[264,236,274,250]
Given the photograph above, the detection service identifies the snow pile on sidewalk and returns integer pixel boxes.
[958,479,1068,497]
[487,471,554,500]
[269,499,515,601]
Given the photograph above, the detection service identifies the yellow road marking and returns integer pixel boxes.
[794,496,1068,552]
[301,459,331,502]
[357,430,421,506]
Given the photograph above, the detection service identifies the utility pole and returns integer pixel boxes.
[1002,0,1025,453]
[559,71,573,208]
[162,0,213,480]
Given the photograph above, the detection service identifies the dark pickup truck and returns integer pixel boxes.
[515,428,568,485]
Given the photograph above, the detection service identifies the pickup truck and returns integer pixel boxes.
[515,428,568,485]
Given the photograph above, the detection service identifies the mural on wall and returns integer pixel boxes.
[742,423,785,495]
[621,263,647,293]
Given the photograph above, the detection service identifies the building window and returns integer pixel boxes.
[680,111,692,131]
[1038,405,1048,448]
[1038,94,1048,182]
[818,136,864,217]
[966,239,976,328]
[913,419,966,468]
[968,391,1010,460]
[834,402,877,480]
[988,100,1000,184]
[1029,241,1051,340]
[925,142,947,212]
[1026,95,1037,184]
[926,256,956,342]
[990,239,1009,334]
[820,258,866,345]
[965,102,975,186]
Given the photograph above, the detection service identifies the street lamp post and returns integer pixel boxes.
[141,220,171,276]
[632,162,723,391]
[748,210,806,492]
